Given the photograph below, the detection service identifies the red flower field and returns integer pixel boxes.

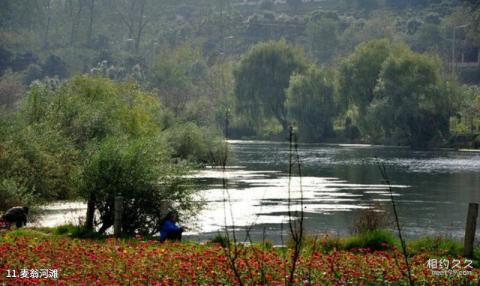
[0,232,478,285]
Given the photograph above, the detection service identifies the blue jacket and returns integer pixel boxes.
[160,219,183,241]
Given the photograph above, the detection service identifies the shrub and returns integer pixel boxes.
[300,234,343,253]
[53,224,80,235]
[0,123,79,200]
[260,240,273,250]
[210,233,229,248]
[351,203,390,234]
[318,234,343,252]
[165,122,225,165]
[70,225,105,239]
[343,229,397,251]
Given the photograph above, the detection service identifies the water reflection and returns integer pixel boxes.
[35,202,86,228]
[184,168,408,241]
[187,141,480,243]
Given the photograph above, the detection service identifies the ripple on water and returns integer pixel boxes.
[186,168,409,235]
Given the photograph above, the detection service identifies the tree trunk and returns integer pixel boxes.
[86,0,95,47]
[280,119,289,138]
[43,0,51,50]
[271,103,289,136]
[134,0,146,53]
[70,0,84,47]
[85,192,96,231]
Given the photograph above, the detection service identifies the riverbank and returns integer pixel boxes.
[1,227,479,285]
[32,138,480,244]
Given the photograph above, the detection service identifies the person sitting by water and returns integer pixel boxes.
[159,211,184,242]
[2,206,29,228]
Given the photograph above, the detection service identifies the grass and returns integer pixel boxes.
[300,229,480,268]
[408,236,463,257]
[0,228,52,239]
[52,224,79,235]
[4,225,476,259]
[303,229,398,253]
[0,224,105,241]
[343,229,397,251]
[210,233,229,247]
[474,246,480,268]
[48,224,105,239]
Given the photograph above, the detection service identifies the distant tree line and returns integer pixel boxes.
[233,39,462,148]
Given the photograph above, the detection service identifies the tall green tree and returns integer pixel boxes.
[371,48,453,147]
[234,40,308,134]
[339,39,395,116]
[286,66,336,142]
[338,39,400,137]
[46,76,165,230]
[80,136,196,235]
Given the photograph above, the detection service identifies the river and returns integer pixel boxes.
[37,140,480,244]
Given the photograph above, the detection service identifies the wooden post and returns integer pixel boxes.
[463,203,478,258]
[114,196,124,238]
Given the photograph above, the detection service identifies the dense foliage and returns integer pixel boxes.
[338,40,455,147]
[372,47,452,147]
[234,40,308,134]
[0,76,218,233]
[286,66,336,142]
[80,137,198,235]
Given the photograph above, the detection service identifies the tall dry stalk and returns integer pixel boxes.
[377,162,413,286]
[286,126,305,286]
[220,111,244,286]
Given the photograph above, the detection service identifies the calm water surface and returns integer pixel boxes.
[38,140,480,244]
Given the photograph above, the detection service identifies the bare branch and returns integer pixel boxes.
[376,160,413,286]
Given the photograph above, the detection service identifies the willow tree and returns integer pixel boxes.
[234,40,308,134]
[371,47,454,148]
[338,39,394,117]
[338,39,400,138]
[286,66,336,142]
[45,76,169,231]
